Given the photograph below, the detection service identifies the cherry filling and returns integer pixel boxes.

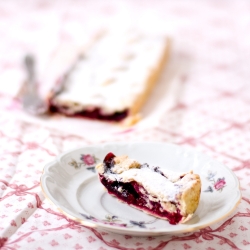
[99,176,183,225]
[101,152,183,224]
[49,102,128,122]
[103,152,116,171]
[104,152,115,166]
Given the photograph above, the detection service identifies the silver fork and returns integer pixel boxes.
[21,54,48,115]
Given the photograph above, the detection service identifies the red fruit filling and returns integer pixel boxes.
[99,176,182,225]
[49,103,128,121]
[100,152,183,224]
[103,152,116,167]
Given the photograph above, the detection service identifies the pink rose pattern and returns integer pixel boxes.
[204,171,226,192]
[214,178,226,191]
[81,154,96,166]
[69,154,98,172]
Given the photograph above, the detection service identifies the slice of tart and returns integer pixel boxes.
[96,153,201,225]
[48,30,170,123]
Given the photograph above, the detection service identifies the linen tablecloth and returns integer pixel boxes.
[1,0,250,249]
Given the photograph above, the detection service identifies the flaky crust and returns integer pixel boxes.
[179,174,201,222]
[96,154,201,224]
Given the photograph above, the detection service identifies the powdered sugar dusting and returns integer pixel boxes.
[53,30,168,114]
[104,165,195,202]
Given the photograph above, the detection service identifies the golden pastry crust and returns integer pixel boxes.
[129,37,171,117]
[180,174,201,216]
[123,37,171,125]
[112,155,141,174]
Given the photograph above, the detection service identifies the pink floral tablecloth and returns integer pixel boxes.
[1,0,250,249]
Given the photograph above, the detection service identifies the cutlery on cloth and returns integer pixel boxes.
[21,54,48,115]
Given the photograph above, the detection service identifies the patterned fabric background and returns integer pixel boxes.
[0,0,250,249]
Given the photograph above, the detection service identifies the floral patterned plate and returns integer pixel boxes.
[40,142,241,236]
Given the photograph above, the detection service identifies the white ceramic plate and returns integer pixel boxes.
[40,142,241,236]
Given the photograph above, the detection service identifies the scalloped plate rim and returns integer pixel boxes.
[40,142,242,235]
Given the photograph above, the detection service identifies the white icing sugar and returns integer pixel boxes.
[160,169,189,182]
[105,166,187,202]
[53,30,168,114]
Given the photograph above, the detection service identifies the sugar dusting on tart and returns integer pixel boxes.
[96,153,201,225]
[48,30,170,123]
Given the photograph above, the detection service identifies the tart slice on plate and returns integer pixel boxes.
[96,152,201,225]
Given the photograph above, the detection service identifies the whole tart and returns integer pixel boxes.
[96,153,201,225]
[48,30,170,123]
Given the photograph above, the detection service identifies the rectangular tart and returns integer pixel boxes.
[96,153,201,225]
[48,30,170,122]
